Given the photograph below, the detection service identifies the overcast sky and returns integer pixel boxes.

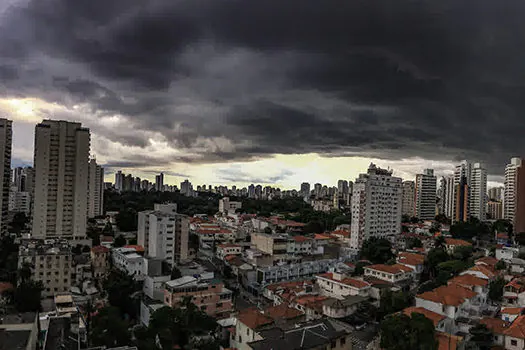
[0,0,523,189]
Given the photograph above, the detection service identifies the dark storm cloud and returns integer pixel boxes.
[1,0,525,174]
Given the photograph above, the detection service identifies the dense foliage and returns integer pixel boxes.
[488,277,505,302]
[467,324,493,350]
[102,270,141,319]
[377,290,413,320]
[360,237,394,264]
[90,306,131,348]
[380,313,438,350]
[450,218,490,240]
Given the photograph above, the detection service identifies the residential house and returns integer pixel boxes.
[262,280,316,305]
[475,256,498,269]
[396,252,425,276]
[322,295,368,319]
[0,312,38,350]
[287,236,313,255]
[501,307,525,323]
[315,272,371,299]
[480,317,510,347]
[230,308,274,350]
[504,315,525,350]
[510,258,525,274]
[435,332,463,350]
[415,283,481,320]
[291,295,329,320]
[112,246,146,280]
[460,265,497,281]
[331,230,351,243]
[90,246,109,279]
[497,246,520,262]
[216,244,242,260]
[402,306,453,334]
[363,264,413,284]
[444,238,472,254]
[448,274,489,298]
[255,259,339,285]
[164,275,233,319]
[503,278,525,306]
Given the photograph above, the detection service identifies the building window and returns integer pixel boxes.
[331,340,337,348]
[511,340,517,346]
[340,337,346,346]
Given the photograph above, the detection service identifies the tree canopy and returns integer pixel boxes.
[488,277,505,302]
[467,324,493,350]
[90,306,131,348]
[380,313,438,350]
[450,218,490,240]
[360,237,394,264]
[114,235,126,248]
[103,270,141,319]
[377,290,413,320]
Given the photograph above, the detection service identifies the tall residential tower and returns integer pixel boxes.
[415,169,437,220]
[0,119,12,235]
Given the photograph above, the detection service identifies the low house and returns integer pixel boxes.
[90,246,109,279]
[216,244,242,260]
[330,230,351,243]
[111,246,147,280]
[436,332,463,350]
[291,295,328,320]
[460,265,496,281]
[504,315,525,350]
[402,306,453,333]
[510,258,525,274]
[288,236,313,255]
[475,256,498,269]
[480,317,510,347]
[262,280,316,305]
[501,307,525,323]
[415,283,480,320]
[448,274,489,297]
[496,246,520,262]
[363,264,413,284]
[315,272,371,299]
[231,308,274,350]
[396,252,425,275]
[503,278,525,306]
[444,238,472,254]
[322,295,368,319]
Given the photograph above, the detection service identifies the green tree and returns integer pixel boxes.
[488,277,505,302]
[352,261,371,276]
[303,220,324,234]
[14,280,44,312]
[103,270,140,319]
[495,260,507,270]
[263,227,272,234]
[434,235,446,249]
[515,232,525,246]
[380,313,438,350]
[406,237,423,249]
[436,260,470,281]
[9,212,29,234]
[170,267,182,280]
[90,306,131,348]
[466,324,493,350]
[435,214,451,225]
[102,222,114,236]
[452,246,474,261]
[17,262,32,283]
[424,248,450,278]
[116,209,138,232]
[378,290,413,319]
[361,237,394,264]
[114,235,126,248]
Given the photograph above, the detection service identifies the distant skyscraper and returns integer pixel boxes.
[454,176,469,223]
[415,169,437,220]
[300,182,311,198]
[470,163,487,221]
[487,201,503,220]
[180,179,193,197]
[350,164,402,250]
[115,171,124,192]
[0,119,11,235]
[155,173,164,192]
[32,120,90,240]
[452,160,472,222]
[248,184,255,198]
[401,181,415,217]
[442,176,455,219]
[87,159,104,218]
[514,164,525,233]
[504,157,522,222]
[314,183,322,198]
[488,187,504,201]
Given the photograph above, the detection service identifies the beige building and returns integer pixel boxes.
[487,200,503,220]
[90,245,109,279]
[138,203,189,265]
[0,119,11,235]
[87,158,104,218]
[251,232,288,256]
[32,120,90,242]
[18,239,73,297]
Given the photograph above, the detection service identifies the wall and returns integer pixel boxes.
[505,336,525,350]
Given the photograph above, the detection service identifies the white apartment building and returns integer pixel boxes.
[350,163,402,250]
[9,188,31,215]
[218,197,242,214]
[470,163,487,221]
[401,181,415,217]
[32,120,90,241]
[112,247,146,280]
[443,176,455,219]
[87,159,104,218]
[0,119,11,235]
[137,203,189,265]
[504,158,522,222]
[315,272,371,299]
[415,169,437,220]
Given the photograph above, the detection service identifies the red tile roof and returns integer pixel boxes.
[445,238,471,247]
[0,282,14,294]
[365,264,413,274]
[436,332,462,350]
[464,265,496,279]
[475,256,498,267]
[416,283,477,307]
[264,303,303,320]
[124,245,144,252]
[237,308,273,329]
[448,274,488,288]
[502,307,525,315]
[504,315,525,338]
[331,230,350,237]
[480,317,511,334]
[91,245,109,253]
[292,235,311,242]
[314,234,332,240]
[397,252,425,266]
[403,306,446,326]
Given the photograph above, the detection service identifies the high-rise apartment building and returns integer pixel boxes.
[0,119,11,235]
[487,201,503,220]
[300,182,310,198]
[155,173,164,192]
[454,176,469,223]
[488,187,504,201]
[137,203,189,265]
[401,181,415,217]
[114,171,124,192]
[350,164,402,250]
[32,120,90,241]
[443,176,455,219]
[415,169,437,220]
[504,158,522,222]
[470,163,487,221]
[87,159,104,218]
[514,165,525,233]
[180,179,193,197]
[313,183,322,198]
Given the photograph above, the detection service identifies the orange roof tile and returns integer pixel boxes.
[465,265,496,279]
[91,245,109,253]
[437,332,462,350]
[448,274,489,288]
[475,256,499,267]
[417,283,477,307]
[502,307,525,315]
[124,245,144,252]
[504,315,525,338]
[505,278,525,291]
[403,307,446,327]
[480,317,511,335]
[237,308,273,329]
[365,264,413,274]
[397,252,425,266]
[314,234,332,240]
[264,303,303,320]
[0,282,14,294]
[445,238,472,247]
[218,244,241,248]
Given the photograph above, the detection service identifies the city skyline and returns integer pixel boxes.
[1,1,525,190]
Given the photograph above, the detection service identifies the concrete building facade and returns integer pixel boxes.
[0,119,12,235]
[32,120,90,241]
[505,158,523,223]
[415,169,437,220]
[87,159,104,218]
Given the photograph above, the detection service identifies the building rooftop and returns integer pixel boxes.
[317,273,370,289]
[0,312,36,325]
[237,308,273,330]
[91,246,109,253]
[436,332,462,350]
[444,238,471,247]
[402,306,446,327]
[19,239,71,256]
[323,295,368,308]
[397,252,425,266]
[365,264,413,274]
[0,329,32,350]
[416,283,477,307]
[448,274,488,287]
[480,317,510,335]
[501,307,525,315]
